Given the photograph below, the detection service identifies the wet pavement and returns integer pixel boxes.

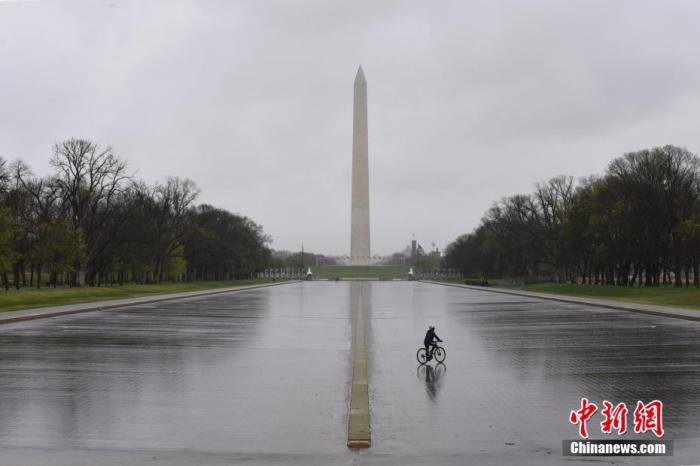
[1,281,699,465]
[0,283,353,465]
[367,282,700,465]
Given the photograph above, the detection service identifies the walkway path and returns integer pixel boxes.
[423,280,700,321]
[0,281,292,325]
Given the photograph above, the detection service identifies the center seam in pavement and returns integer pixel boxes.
[347,283,371,449]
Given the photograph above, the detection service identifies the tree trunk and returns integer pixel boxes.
[76,263,87,287]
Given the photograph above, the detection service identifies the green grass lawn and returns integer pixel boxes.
[506,283,700,310]
[312,265,410,279]
[0,279,272,313]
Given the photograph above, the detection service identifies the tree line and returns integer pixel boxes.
[268,250,334,269]
[0,138,271,289]
[443,145,700,287]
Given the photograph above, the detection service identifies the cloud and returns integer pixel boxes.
[2,0,700,255]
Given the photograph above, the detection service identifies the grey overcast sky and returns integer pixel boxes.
[2,1,700,256]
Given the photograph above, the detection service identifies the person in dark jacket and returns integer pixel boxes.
[424,325,442,361]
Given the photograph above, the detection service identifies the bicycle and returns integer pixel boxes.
[416,343,446,364]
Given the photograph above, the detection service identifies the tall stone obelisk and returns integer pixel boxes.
[351,66,370,266]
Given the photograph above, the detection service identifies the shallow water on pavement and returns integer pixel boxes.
[367,282,700,465]
[0,282,353,464]
[0,281,698,465]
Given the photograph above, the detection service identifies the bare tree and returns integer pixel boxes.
[51,138,129,286]
[151,177,199,281]
[534,175,575,281]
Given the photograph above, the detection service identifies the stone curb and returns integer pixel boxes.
[420,281,700,322]
[0,281,300,325]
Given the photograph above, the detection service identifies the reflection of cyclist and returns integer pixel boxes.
[423,325,442,361]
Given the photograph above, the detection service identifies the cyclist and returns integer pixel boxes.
[423,325,442,361]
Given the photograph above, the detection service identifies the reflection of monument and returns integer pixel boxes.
[351,66,370,265]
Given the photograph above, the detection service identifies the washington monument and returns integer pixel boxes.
[351,66,370,266]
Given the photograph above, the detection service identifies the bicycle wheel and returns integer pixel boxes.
[434,346,446,363]
[416,347,428,365]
